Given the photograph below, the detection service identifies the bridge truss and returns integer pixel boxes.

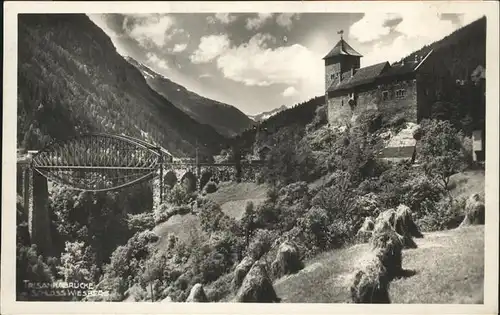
[31,133,164,192]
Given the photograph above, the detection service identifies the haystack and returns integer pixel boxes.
[375,208,396,227]
[234,261,281,303]
[185,283,208,302]
[350,255,391,303]
[370,220,404,280]
[232,256,256,290]
[460,193,485,226]
[270,241,304,279]
[355,216,375,243]
[394,204,423,248]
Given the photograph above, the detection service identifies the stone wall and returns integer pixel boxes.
[327,78,418,126]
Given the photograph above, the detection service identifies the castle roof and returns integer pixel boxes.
[327,50,434,93]
[323,39,363,59]
[327,61,390,92]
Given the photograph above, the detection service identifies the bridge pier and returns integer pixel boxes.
[24,168,52,256]
[152,169,164,211]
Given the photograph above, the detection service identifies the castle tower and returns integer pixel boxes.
[323,31,362,92]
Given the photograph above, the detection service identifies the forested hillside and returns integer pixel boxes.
[125,57,254,138]
[17,14,225,157]
[229,96,325,154]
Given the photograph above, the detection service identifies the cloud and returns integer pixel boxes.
[349,13,399,43]
[190,34,231,64]
[146,52,169,70]
[207,13,238,24]
[282,86,298,97]
[124,14,175,48]
[245,13,274,30]
[215,33,323,99]
[199,73,213,79]
[276,13,300,30]
[172,43,188,53]
[352,9,467,66]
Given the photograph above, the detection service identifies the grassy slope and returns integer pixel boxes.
[206,182,269,220]
[152,182,269,250]
[274,225,484,304]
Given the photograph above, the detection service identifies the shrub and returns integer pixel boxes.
[417,197,467,232]
[16,244,55,300]
[126,212,155,232]
[204,181,218,194]
[165,184,192,206]
[154,204,191,224]
[302,207,330,249]
[247,229,278,260]
[398,175,444,216]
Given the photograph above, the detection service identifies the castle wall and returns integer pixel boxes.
[327,77,418,126]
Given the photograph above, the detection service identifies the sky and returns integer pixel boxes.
[88,11,483,116]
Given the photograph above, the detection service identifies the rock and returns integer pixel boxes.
[232,256,256,290]
[185,283,208,302]
[235,261,280,303]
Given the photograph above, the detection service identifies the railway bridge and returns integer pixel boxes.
[16,133,263,256]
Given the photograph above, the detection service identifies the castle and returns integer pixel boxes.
[324,34,435,127]
[323,28,486,162]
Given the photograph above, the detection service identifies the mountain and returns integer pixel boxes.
[17,14,225,158]
[124,57,254,138]
[249,105,288,122]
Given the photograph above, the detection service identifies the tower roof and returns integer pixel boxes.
[323,38,363,59]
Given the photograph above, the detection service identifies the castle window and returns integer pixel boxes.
[396,89,407,99]
[330,73,335,80]
[382,91,389,101]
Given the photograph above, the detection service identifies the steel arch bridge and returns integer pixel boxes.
[17,133,264,256]
[31,133,165,192]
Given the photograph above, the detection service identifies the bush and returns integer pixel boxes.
[302,207,330,249]
[154,204,191,224]
[204,181,218,194]
[165,184,193,206]
[417,197,467,232]
[398,175,445,216]
[247,229,278,260]
[16,244,55,300]
[127,212,155,232]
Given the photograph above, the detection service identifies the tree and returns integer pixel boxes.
[57,241,96,283]
[419,119,468,190]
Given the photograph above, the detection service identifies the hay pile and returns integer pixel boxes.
[185,283,208,302]
[271,241,304,279]
[355,216,375,243]
[350,220,404,304]
[374,205,423,249]
[370,220,404,280]
[234,261,281,303]
[232,256,256,290]
[350,254,391,303]
[394,205,423,248]
[460,193,485,226]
